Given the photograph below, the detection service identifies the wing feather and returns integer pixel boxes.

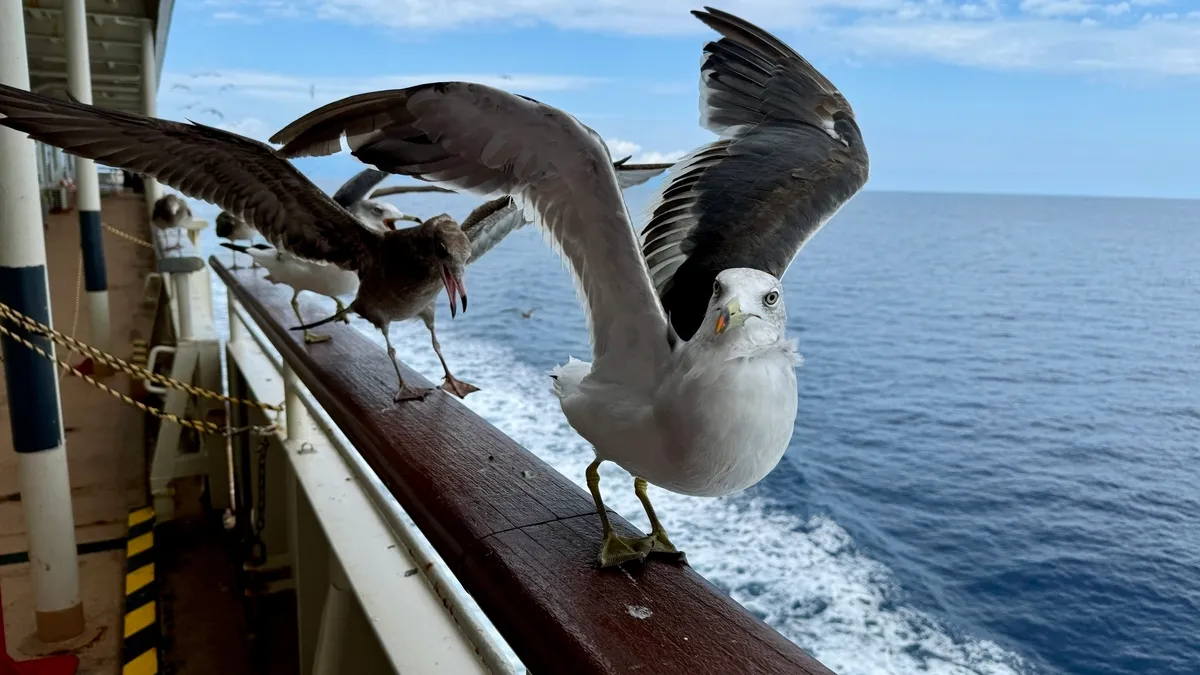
[0,83,380,271]
[636,7,870,339]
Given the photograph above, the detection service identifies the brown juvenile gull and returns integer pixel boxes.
[0,84,473,403]
[151,193,192,251]
[218,168,412,343]
[266,5,868,567]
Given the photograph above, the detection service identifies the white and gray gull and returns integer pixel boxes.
[265,5,869,567]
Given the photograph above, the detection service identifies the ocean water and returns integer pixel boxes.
[199,189,1200,675]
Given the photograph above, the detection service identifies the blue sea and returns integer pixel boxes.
[199,187,1200,675]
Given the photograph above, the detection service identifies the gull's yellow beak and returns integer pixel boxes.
[714,298,745,335]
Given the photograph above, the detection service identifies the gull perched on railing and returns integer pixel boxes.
[265,5,868,567]
[151,193,192,251]
[218,168,413,344]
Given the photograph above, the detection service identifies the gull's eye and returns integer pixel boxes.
[373,206,384,216]
[437,241,449,256]
[712,279,721,296]
[764,290,780,306]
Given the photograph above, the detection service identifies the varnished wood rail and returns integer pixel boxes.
[211,256,834,675]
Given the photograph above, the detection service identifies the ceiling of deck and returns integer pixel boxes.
[22,0,174,114]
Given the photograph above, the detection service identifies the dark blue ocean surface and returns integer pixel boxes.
[203,189,1200,675]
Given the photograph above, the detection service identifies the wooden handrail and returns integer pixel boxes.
[211,257,835,675]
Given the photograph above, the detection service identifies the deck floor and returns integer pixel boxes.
[1,192,156,672]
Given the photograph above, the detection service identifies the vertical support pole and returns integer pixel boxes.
[174,272,194,341]
[140,20,161,219]
[311,555,350,675]
[0,0,86,644]
[64,0,112,374]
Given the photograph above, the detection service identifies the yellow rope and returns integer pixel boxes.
[0,319,274,438]
[0,301,282,413]
[102,221,155,249]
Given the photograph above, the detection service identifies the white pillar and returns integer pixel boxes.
[140,20,161,215]
[0,0,85,643]
[64,0,112,372]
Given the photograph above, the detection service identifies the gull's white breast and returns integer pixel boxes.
[575,343,799,499]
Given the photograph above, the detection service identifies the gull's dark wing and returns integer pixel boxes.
[639,7,870,339]
[0,83,381,271]
[330,167,391,206]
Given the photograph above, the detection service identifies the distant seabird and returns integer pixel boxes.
[0,84,475,403]
[266,6,868,566]
[151,193,192,250]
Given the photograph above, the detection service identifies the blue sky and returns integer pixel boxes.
[157,1,1200,199]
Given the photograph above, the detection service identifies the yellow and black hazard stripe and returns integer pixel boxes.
[122,506,160,675]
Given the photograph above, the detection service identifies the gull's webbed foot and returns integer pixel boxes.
[596,530,652,569]
[639,528,687,564]
[393,385,434,403]
[441,374,480,399]
[303,330,331,345]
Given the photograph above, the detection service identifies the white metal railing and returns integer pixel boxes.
[146,222,523,674]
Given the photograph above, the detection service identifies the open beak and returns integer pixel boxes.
[714,298,745,336]
[441,264,468,318]
[383,217,398,231]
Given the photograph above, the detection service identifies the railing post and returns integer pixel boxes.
[140,19,161,217]
[174,271,194,341]
[64,0,112,375]
[0,0,85,644]
[311,554,351,675]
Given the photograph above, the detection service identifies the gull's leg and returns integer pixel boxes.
[419,306,479,398]
[335,298,352,324]
[247,239,260,269]
[293,290,330,344]
[587,459,651,568]
[228,242,241,270]
[380,325,432,403]
[634,477,686,562]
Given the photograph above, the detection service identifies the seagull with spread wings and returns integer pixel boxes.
[0,86,475,402]
[266,6,868,567]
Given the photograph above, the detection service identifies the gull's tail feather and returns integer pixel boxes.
[291,304,354,331]
[548,356,592,401]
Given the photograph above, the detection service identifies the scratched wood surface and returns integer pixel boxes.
[212,258,835,675]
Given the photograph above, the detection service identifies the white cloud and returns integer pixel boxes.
[604,138,686,165]
[196,0,1200,78]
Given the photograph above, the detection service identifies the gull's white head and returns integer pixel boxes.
[699,268,787,349]
[350,199,409,231]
